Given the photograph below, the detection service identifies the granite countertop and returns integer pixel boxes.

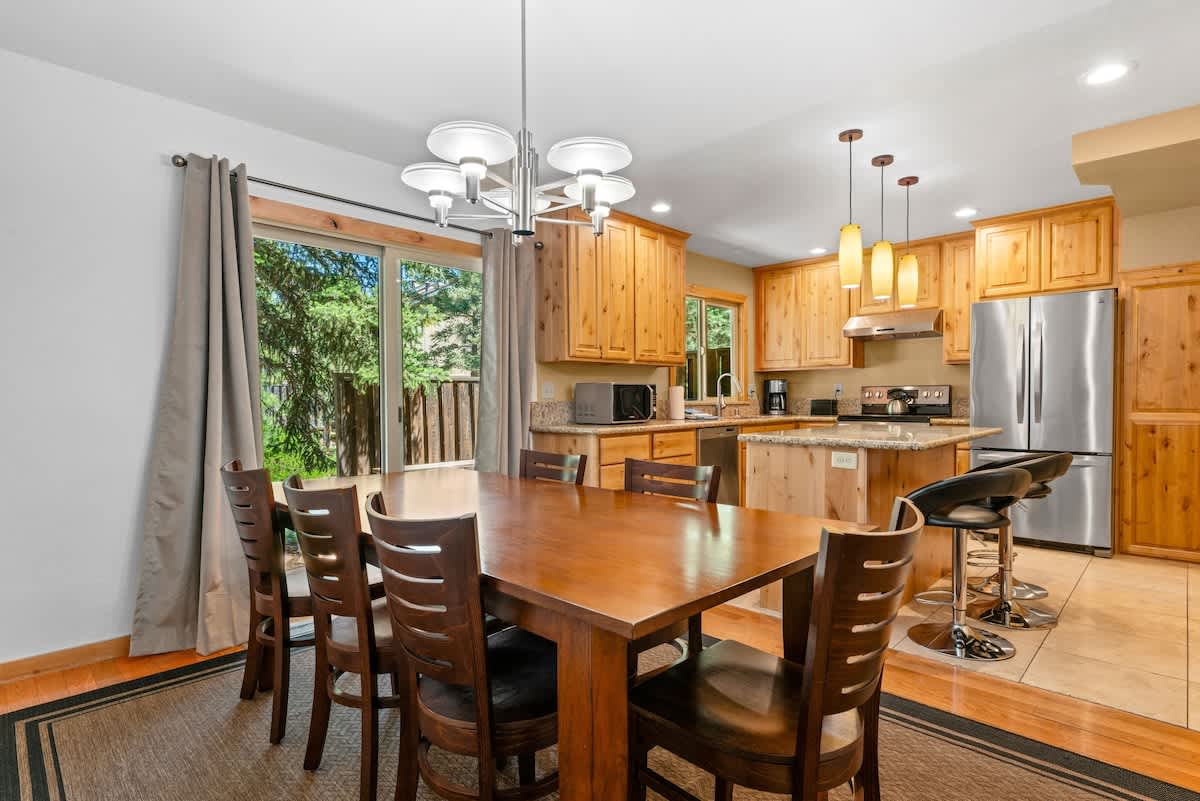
[738,422,1002,451]
[529,414,837,436]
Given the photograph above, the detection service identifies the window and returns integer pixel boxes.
[676,287,747,402]
[252,215,483,478]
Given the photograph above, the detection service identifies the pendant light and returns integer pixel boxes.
[836,129,863,288]
[870,154,895,301]
[897,175,920,308]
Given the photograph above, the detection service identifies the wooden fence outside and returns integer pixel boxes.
[333,375,479,475]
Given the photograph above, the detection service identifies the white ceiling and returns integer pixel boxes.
[3,0,1198,264]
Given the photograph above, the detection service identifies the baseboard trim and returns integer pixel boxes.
[0,636,131,683]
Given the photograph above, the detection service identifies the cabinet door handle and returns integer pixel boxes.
[1033,322,1044,423]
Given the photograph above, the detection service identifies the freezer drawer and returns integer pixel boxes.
[970,450,1112,551]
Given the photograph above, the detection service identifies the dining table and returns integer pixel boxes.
[273,466,866,801]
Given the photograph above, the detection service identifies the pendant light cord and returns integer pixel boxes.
[520,0,527,131]
[879,160,885,241]
[848,136,853,225]
[905,184,911,254]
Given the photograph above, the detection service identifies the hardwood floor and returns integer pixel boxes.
[3,607,1200,793]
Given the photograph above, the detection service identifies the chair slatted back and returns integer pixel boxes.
[365,492,486,687]
[624,458,721,503]
[519,449,588,485]
[219,459,281,594]
[282,476,372,623]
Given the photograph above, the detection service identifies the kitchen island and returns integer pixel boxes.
[741,422,1001,607]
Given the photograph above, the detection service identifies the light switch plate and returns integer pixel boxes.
[541,381,555,400]
[831,451,858,470]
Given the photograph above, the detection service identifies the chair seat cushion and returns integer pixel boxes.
[329,597,393,653]
[926,504,1009,530]
[418,627,557,724]
[629,639,861,766]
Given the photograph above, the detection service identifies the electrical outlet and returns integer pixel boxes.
[834,383,843,395]
[831,451,858,470]
[541,381,555,400]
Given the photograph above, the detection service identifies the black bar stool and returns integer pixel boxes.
[965,452,1073,629]
[905,467,1032,661]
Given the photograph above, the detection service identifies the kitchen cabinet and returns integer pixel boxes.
[531,430,697,490]
[738,421,798,505]
[941,234,974,364]
[754,259,862,371]
[535,210,687,365]
[974,198,1114,300]
[955,443,971,476]
[856,241,942,314]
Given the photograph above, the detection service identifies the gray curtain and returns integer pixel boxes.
[475,231,535,476]
[130,155,262,656]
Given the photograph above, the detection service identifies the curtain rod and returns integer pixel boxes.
[169,154,493,239]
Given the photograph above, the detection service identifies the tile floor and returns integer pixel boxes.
[887,547,1200,730]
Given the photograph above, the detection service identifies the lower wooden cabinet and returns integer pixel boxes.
[532,430,696,490]
[955,443,971,476]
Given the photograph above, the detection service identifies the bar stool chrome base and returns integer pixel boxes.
[908,620,1016,661]
[968,572,1049,600]
[967,596,1057,629]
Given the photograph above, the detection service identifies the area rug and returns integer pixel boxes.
[2,644,1195,801]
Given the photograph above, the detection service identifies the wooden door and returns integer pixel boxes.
[941,235,974,363]
[976,218,1040,299]
[600,216,635,361]
[1120,263,1200,562]
[633,225,663,362]
[800,260,854,367]
[661,234,687,363]
[1041,201,1113,292]
[566,222,603,359]
[857,247,894,314]
[755,267,802,369]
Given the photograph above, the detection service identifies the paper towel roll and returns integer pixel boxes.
[668,385,686,420]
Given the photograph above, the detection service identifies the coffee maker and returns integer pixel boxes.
[763,379,788,416]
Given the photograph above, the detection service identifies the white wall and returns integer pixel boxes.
[0,48,478,663]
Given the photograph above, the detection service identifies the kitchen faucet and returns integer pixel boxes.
[716,372,741,417]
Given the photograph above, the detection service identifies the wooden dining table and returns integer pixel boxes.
[273,466,864,801]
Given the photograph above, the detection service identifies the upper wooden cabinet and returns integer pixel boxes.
[755,259,862,371]
[941,234,974,364]
[536,211,688,365]
[974,198,1114,300]
[857,241,942,314]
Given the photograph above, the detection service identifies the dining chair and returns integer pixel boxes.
[365,491,559,801]
[219,459,318,744]
[518,448,588,485]
[628,496,924,801]
[622,458,722,679]
[282,476,403,801]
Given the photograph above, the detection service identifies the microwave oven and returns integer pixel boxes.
[574,383,657,424]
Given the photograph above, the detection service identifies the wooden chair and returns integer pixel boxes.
[518,448,587,485]
[365,491,559,801]
[282,476,402,801]
[219,459,318,744]
[628,496,925,801]
[623,458,722,678]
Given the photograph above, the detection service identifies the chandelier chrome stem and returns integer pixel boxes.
[514,129,538,237]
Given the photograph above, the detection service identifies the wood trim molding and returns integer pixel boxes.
[249,196,483,260]
[0,635,131,683]
[610,209,691,240]
[754,231,974,272]
[684,284,750,402]
[970,195,1115,228]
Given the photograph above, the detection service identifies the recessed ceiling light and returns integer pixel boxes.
[954,207,978,218]
[809,247,828,255]
[1082,62,1132,86]
[650,201,671,213]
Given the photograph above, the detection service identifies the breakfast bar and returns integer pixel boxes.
[741,422,1001,606]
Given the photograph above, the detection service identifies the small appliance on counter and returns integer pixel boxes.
[838,385,952,423]
[763,379,788,416]
[809,398,838,416]
[574,382,656,425]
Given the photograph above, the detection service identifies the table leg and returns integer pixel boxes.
[556,617,629,801]
[782,565,815,662]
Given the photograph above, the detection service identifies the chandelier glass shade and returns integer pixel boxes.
[870,154,895,301]
[400,1,635,242]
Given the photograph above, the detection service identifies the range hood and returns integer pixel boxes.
[842,308,943,341]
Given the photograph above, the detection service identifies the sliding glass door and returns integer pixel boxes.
[253,225,481,477]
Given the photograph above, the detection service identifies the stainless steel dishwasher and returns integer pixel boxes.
[697,425,739,505]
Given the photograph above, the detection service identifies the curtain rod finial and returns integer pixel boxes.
[171,154,188,167]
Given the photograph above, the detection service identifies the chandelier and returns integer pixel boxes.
[400,0,635,244]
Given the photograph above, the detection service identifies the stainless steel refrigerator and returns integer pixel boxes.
[969,288,1115,554]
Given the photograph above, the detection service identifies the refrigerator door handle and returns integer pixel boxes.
[1016,323,1026,424]
[1033,321,1044,423]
